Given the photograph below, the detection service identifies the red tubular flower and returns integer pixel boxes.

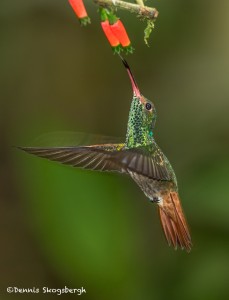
[110,19,133,53]
[101,20,121,54]
[68,0,90,26]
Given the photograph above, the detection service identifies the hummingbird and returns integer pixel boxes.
[19,57,192,252]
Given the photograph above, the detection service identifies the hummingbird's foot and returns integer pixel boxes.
[151,197,160,204]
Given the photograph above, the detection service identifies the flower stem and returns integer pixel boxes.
[93,0,158,20]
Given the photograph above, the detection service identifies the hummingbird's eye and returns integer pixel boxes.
[145,103,152,111]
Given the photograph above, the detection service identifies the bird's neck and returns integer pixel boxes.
[125,96,153,149]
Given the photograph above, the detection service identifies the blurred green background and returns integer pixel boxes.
[1,0,229,299]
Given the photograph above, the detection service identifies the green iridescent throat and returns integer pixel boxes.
[125,96,155,149]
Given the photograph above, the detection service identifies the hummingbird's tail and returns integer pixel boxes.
[158,191,192,252]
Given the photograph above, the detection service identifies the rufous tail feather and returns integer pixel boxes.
[158,191,192,252]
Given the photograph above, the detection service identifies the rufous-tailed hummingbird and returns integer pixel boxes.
[19,57,192,252]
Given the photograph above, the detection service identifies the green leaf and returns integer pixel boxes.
[144,20,155,46]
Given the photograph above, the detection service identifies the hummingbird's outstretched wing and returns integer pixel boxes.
[18,144,126,173]
[19,144,173,181]
[19,141,174,181]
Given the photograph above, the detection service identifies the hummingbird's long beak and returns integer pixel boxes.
[120,56,141,98]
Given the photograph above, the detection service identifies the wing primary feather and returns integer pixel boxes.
[18,146,126,173]
[81,153,100,169]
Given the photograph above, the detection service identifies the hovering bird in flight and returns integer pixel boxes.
[19,57,192,251]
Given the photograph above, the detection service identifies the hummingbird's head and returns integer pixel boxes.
[121,57,157,147]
